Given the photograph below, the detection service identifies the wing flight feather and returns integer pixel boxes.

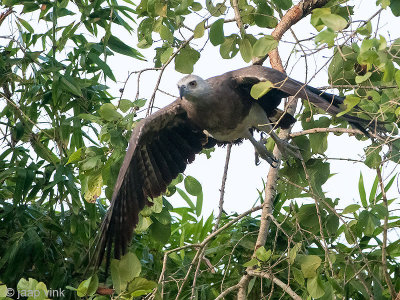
[94,100,208,268]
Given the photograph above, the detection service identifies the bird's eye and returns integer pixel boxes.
[189,81,197,87]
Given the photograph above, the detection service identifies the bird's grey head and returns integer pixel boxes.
[177,74,211,102]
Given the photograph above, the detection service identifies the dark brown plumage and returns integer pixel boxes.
[93,65,381,268]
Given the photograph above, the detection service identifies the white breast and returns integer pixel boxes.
[205,103,269,141]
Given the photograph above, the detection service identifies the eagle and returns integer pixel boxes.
[93,65,379,266]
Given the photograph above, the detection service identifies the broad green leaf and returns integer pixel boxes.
[135,215,153,232]
[250,81,274,99]
[99,103,122,121]
[395,70,400,88]
[160,47,174,64]
[209,18,225,46]
[0,285,7,297]
[310,8,331,31]
[175,47,200,74]
[184,176,202,196]
[243,258,259,267]
[358,173,367,208]
[107,35,145,60]
[315,29,336,47]
[194,21,206,39]
[252,36,278,57]
[364,143,382,168]
[150,219,171,243]
[390,0,400,16]
[77,276,98,297]
[219,35,239,59]
[239,38,252,62]
[160,25,173,43]
[336,95,360,117]
[120,252,141,282]
[293,268,305,286]
[127,277,157,296]
[320,14,348,31]
[355,72,372,84]
[255,246,271,262]
[300,255,322,278]
[191,2,203,11]
[119,99,133,112]
[357,21,372,36]
[342,204,360,214]
[307,276,325,298]
[271,0,292,10]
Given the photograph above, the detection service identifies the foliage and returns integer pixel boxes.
[0,0,399,299]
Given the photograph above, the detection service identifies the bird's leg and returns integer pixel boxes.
[256,123,302,160]
[244,130,278,168]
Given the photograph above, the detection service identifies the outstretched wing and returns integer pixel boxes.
[94,100,208,267]
[231,65,381,133]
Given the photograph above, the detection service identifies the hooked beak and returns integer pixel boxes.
[179,85,186,100]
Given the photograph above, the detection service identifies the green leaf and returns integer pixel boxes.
[315,29,336,47]
[355,72,372,84]
[239,38,252,62]
[127,277,157,296]
[310,8,331,31]
[150,219,171,243]
[67,147,84,164]
[300,255,322,278]
[107,35,145,60]
[120,252,141,281]
[255,246,271,262]
[60,76,83,97]
[175,47,200,74]
[184,176,202,196]
[99,103,122,121]
[250,81,274,99]
[320,14,348,31]
[17,18,34,33]
[77,275,98,297]
[390,0,400,16]
[209,18,225,46]
[364,143,382,168]
[119,99,133,112]
[219,35,239,59]
[160,25,173,43]
[252,36,278,57]
[87,53,116,81]
[176,187,195,209]
[272,0,292,10]
[357,21,372,36]
[307,276,325,298]
[342,204,360,214]
[194,21,206,39]
[395,70,400,88]
[243,258,259,267]
[293,268,305,286]
[336,95,360,117]
[289,243,302,264]
[358,173,367,208]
